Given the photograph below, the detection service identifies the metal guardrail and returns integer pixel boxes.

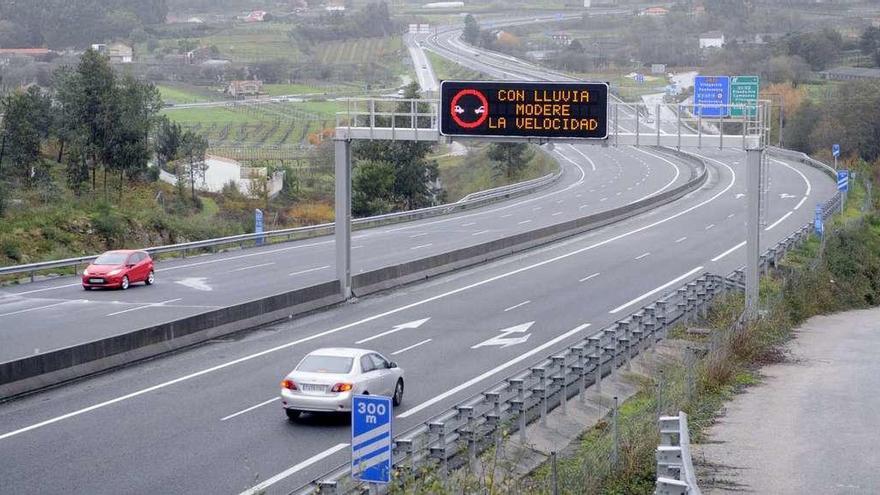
[295,160,841,495]
[655,412,700,495]
[0,166,564,283]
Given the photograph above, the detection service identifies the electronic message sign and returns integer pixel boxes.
[440,81,608,140]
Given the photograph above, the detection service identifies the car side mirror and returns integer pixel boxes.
[388,362,398,369]
[127,264,135,268]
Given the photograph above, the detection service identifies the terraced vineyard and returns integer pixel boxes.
[316,37,403,65]
[164,101,338,149]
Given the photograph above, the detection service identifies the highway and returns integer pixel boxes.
[0,145,689,362]
[0,14,836,495]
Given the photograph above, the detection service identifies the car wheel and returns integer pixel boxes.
[393,379,404,407]
[83,286,91,291]
[120,276,129,290]
[285,409,301,421]
[145,270,155,285]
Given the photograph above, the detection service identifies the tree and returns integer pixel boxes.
[179,130,208,202]
[487,143,530,179]
[156,116,182,170]
[463,15,480,45]
[861,27,880,67]
[352,160,395,216]
[0,91,42,187]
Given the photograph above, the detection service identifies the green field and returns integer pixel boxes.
[162,100,340,147]
[157,84,217,105]
[316,37,403,65]
[198,23,303,63]
[425,51,482,81]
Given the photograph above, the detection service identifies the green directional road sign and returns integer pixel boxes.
[730,76,759,118]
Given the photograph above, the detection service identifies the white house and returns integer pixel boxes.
[699,31,725,49]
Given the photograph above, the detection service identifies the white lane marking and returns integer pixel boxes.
[174,278,212,291]
[764,211,793,231]
[0,300,78,318]
[5,282,81,296]
[410,243,433,250]
[609,266,705,314]
[220,397,279,422]
[675,237,688,243]
[237,443,349,495]
[770,158,812,198]
[552,211,563,216]
[518,220,532,225]
[628,147,682,203]
[355,318,431,345]
[579,272,600,282]
[532,207,542,211]
[351,245,364,250]
[157,240,333,273]
[711,241,745,262]
[567,145,597,171]
[471,230,490,236]
[391,339,433,355]
[705,224,715,230]
[616,192,622,196]
[727,213,735,219]
[289,265,330,277]
[503,300,531,312]
[0,155,737,442]
[106,298,182,317]
[500,214,513,218]
[400,323,590,418]
[600,198,608,202]
[230,262,275,273]
[409,233,429,239]
[461,222,476,227]
[635,252,651,260]
[579,204,590,209]
[794,196,808,210]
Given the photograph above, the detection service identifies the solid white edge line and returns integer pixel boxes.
[566,145,597,171]
[289,266,330,277]
[764,211,793,231]
[794,196,808,210]
[0,151,737,442]
[609,266,705,314]
[711,241,746,263]
[391,339,433,356]
[398,323,591,419]
[629,147,682,203]
[237,443,349,495]
[220,397,279,422]
[106,298,182,317]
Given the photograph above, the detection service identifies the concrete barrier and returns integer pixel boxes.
[0,149,705,399]
[0,281,342,399]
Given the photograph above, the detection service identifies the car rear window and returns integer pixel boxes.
[93,253,129,265]
[296,355,353,374]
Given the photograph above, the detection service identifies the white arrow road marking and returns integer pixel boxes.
[472,322,534,349]
[735,193,746,199]
[174,278,212,291]
[356,318,431,344]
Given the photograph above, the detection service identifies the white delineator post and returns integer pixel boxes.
[335,137,352,299]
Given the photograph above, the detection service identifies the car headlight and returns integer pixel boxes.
[83,268,90,276]
[108,269,122,276]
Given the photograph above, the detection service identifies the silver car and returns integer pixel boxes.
[280,348,405,420]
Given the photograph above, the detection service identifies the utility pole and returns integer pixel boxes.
[745,135,763,318]
[335,137,352,299]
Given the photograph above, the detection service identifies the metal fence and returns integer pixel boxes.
[655,412,700,495]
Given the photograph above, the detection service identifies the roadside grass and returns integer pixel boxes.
[425,51,483,81]
[438,145,558,202]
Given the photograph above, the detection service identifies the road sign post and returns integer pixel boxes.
[730,76,759,118]
[838,169,849,214]
[745,138,762,318]
[832,143,840,170]
[335,138,352,299]
[694,76,730,117]
[255,209,264,247]
[352,395,393,484]
[815,204,824,237]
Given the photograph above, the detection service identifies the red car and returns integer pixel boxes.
[82,250,155,290]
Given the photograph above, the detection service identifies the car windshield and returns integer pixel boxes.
[93,253,128,265]
[296,355,353,374]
